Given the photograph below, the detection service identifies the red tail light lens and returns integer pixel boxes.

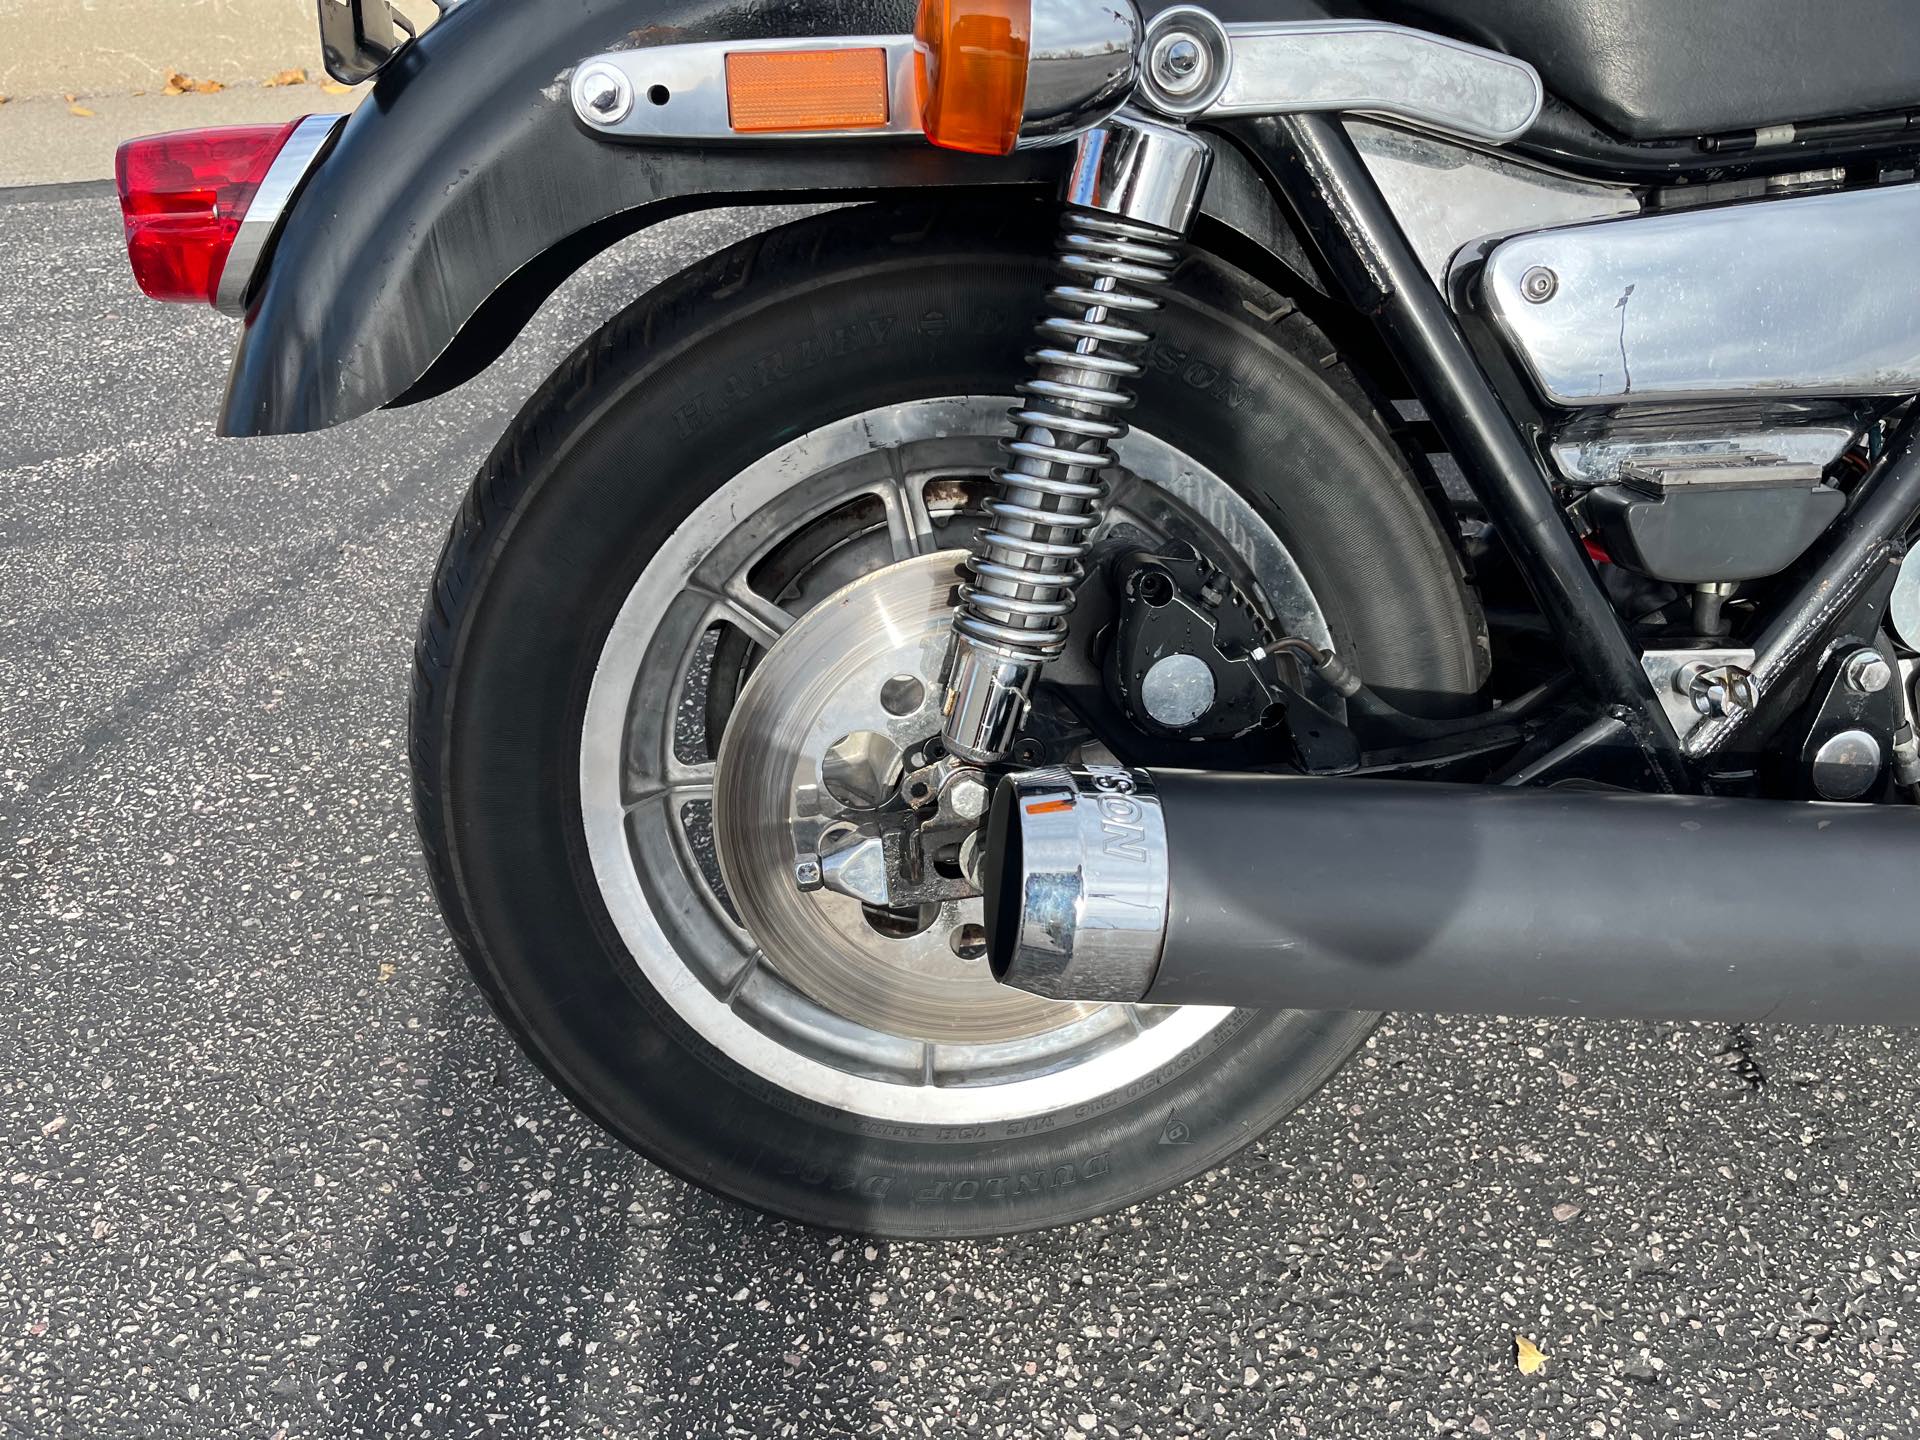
[115,121,303,306]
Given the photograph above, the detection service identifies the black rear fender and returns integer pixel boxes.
[221,0,1324,437]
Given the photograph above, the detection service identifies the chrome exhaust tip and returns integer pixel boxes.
[983,766,1170,1003]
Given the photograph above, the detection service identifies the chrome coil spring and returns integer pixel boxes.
[953,210,1181,661]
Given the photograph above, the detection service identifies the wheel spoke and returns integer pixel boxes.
[725,949,764,1006]
[1098,469,1146,533]
[697,583,793,650]
[879,466,940,562]
[626,758,715,812]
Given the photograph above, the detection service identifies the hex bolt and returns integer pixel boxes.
[1845,648,1893,695]
[1520,266,1559,304]
[943,774,991,822]
[575,62,633,125]
[793,853,823,891]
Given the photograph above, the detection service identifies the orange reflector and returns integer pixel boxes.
[724,48,891,133]
[915,0,1032,155]
[1025,799,1075,816]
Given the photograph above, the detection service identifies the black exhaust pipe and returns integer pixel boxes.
[983,766,1920,1025]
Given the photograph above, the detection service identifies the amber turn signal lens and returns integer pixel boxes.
[914,0,1032,156]
[725,48,892,133]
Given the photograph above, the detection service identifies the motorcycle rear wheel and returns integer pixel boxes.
[410,202,1484,1236]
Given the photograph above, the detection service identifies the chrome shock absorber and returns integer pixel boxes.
[941,114,1216,764]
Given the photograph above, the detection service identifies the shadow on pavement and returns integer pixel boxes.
[333,978,889,1437]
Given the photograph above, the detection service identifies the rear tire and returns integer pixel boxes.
[410,202,1484,1236]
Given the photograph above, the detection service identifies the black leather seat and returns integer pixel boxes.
[1370,0,1920,140]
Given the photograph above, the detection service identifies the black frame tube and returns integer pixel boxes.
[1687,414,1920,756]
[1243,114,1693,790]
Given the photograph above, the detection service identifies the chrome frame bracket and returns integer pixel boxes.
[1189,19,1542,145]
[1640,647,1758,745]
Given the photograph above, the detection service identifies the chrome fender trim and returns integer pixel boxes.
[214,112,346,319]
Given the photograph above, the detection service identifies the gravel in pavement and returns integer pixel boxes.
[4,187,1920,1439]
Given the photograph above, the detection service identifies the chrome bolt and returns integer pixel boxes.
[1844,648,1893,695]
[1149,32,1210,97]
[575,62,633,125]
[1520,266,1559,304]
[793,853,823,891]
[1811,728,1884,800]
[942,773,991,823]
[1677,661,1755,718]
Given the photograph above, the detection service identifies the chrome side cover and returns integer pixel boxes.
[214,113,345,318]
[1349,121,1636,287]
[1549,423,1858,487]
[1480,183,1920,407]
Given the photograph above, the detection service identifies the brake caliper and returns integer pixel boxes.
[1105,546,1361,773]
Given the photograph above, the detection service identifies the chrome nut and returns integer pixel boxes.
[817,836,892,907]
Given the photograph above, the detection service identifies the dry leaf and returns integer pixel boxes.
[63,91,77,102]
[162,69,191,95]
[264,67,308,87]
[0,95,10,107]
[1514,1336,1547,1376]
[69,105,95,118]
[320,80,354,95]
[192,78,224,94]
[378,962,396,982]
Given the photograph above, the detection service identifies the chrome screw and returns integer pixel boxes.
[793,853,823,891]
[1844,648,1893,695]
[1520,266,1559,304]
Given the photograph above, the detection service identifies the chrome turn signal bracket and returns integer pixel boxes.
[569,7,1543,151]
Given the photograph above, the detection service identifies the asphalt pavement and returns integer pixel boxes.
[6,185,1920,1439]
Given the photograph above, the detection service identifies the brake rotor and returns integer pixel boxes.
[712,552,1102,1044]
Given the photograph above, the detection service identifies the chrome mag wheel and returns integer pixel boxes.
[579,396,1331,1124]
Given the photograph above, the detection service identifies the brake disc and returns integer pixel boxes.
[712,551,1101,1044]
